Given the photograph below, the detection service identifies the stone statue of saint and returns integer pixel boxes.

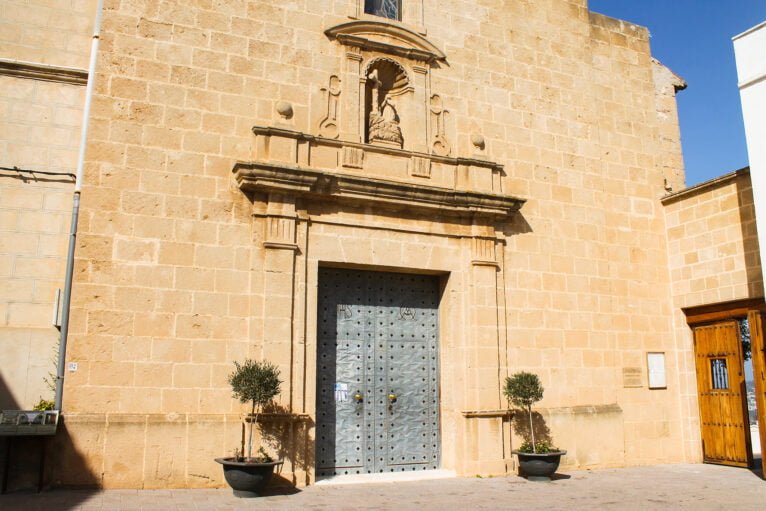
[368,69,403,147]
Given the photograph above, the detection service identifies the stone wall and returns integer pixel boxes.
[49,0,698,487]
[0,166,73,409]
[0,0,96,68]
[662,168,763,463]
[0,0,96,410]
[664,169,762,308]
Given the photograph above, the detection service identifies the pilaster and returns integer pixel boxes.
[260,193,299,411]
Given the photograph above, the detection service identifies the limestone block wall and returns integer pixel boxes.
[0,166,74,409]
[483,8,687,467]
[53,0,695,488]
[0,0,96,409]
[664,169,763,308]
[0,0,97,68]
[662,168,763,463]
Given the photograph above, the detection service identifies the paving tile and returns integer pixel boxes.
[2,465,766,510]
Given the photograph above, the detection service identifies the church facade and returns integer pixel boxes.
[1,1,763,489]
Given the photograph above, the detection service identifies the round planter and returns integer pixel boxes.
[215,458,283,497]
[512,450,566,481]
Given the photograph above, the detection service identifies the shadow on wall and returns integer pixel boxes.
[261,403,315,489]
[736,170,764,298]
[1,373,98,507]
[0,370,19,410]
[511,409,553,450]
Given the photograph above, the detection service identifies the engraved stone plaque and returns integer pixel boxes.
[623,367,643,388]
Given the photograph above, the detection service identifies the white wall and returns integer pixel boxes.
[734,22,766,292]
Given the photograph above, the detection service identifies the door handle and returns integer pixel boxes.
[354,392,363,403]
[388,392,397,413]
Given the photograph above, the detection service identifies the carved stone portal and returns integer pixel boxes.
[365,59,407,148]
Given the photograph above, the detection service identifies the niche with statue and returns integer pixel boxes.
[365,58,408,148]
[322,20,451,156]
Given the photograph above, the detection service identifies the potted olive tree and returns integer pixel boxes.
[504,371,566,481]
[215,359,283,497]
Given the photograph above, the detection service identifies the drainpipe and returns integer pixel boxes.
[54,0,104,411]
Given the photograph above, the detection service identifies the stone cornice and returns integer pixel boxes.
[661,167,749,205]
[233,161,524,219]
[250,126,505,173]
[325,20,446,63]
[0,58,88,85]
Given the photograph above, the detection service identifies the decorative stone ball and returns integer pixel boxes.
[276,101,293,119]
[471,133,485,150]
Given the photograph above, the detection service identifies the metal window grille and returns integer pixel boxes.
[710,358,729,390]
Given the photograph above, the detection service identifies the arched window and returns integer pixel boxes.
[364,0,401,21]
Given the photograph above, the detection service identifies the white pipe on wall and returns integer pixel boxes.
[54,0,105,411]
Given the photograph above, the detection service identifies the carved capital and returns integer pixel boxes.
[263,194,298,250]
[471,237,498,266]
[264,215,297,249]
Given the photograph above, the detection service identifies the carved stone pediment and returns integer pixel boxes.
[236,126,524,223]
[236,127,524,257]
[234,161,523,219]
[325,20,446,64]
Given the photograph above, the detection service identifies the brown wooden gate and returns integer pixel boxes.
[692,321,752,467]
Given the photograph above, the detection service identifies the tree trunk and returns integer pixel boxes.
[528,404,536,453]
[248,401,256,459]
[240,422,245,461]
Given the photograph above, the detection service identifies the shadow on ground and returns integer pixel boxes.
[256,474,302,496]
[1,374,95,510]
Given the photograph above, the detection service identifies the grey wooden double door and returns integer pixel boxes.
[316,268,440,476]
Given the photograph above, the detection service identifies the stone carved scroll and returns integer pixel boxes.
[430,94,450,156]
[319,75,341,139]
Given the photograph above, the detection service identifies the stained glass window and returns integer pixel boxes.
[365,0,401,20]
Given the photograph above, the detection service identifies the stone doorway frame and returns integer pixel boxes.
[684,297,766,474]
[233,116,526,483]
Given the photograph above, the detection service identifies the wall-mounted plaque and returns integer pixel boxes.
[647,352,667,389]
[623,367,643,388]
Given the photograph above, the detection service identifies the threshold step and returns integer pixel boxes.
[315,469,456,485]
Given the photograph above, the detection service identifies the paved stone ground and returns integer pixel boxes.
[3,464,766,510]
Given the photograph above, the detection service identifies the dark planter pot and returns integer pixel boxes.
[512,450,566,481]
[215,458,283,497]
